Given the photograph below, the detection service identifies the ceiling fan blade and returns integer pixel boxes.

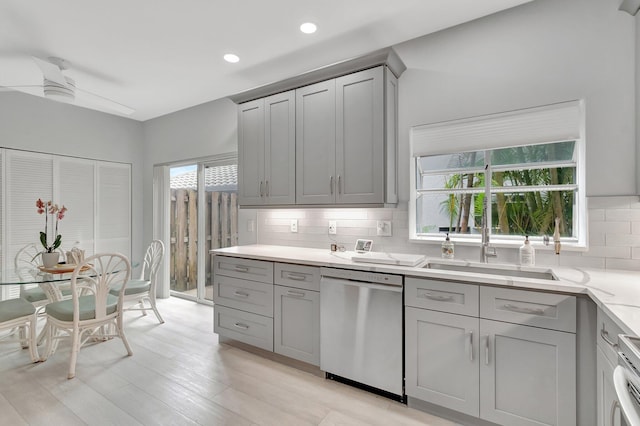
[32,57,68,86]
[75,87,135,115]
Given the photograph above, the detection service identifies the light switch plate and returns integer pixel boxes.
[377,220,392,236]
[290,219,298,233]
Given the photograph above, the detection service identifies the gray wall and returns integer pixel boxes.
[395,0,636,199]
[0,91,145,260]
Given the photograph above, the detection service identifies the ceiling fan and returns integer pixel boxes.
[2,56,134,116]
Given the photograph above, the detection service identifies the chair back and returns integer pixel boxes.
[70,253,131,322]
[140,240,164,283]
[15,244,42,269]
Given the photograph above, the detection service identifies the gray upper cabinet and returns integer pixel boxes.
[295,80,336,205]
[238,99,265,205]
[335,67,383,204]
[238,91,295,206]
[296,66,397,205]
[236,56,401,207]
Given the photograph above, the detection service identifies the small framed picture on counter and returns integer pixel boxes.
[355,239,373,253]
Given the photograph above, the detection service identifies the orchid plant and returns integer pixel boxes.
[36,198,68,253]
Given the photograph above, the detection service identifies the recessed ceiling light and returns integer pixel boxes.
[300,22,317,34]
[224,54,240,63]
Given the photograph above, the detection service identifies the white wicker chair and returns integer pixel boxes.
[41,253,133,379]
[0,298,39,363]
[111,240,165,324]
[15,244,69,308]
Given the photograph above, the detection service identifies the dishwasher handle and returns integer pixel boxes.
[613,365,640,426]
[320,276,403,293]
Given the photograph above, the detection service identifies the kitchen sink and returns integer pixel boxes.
[423,261,557,281]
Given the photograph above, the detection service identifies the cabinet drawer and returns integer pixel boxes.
[214,305,273,351]
[274,263,320,291]
[597,307,623,365]
[213,256,273,283]
[213,275,273,317]
[405,277,479,317]
[480,287,576,333]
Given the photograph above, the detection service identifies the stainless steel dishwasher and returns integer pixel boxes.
[320,267,403,398]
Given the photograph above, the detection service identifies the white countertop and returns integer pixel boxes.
[211,244,640,337]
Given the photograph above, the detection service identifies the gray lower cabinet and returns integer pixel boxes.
[405,307,480,417]
[479,318,576,426]
[405,277,577,426]
[596,308,623,426]
[273,284,320,365]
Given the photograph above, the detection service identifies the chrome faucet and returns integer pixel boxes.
[480,200,497,263]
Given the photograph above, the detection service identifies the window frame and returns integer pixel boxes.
[409,101,586,249]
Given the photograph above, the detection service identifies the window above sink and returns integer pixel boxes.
[409,100,586,249]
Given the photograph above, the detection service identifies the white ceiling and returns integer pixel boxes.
[0,0,532,121]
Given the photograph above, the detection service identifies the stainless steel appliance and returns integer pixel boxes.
[614,334,640,425]
[320,267,403,398]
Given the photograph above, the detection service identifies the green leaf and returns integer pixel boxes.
[52,234,62,250]
[39,232,48,250]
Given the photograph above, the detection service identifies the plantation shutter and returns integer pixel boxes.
[411,100,583,157]
[56,157,96,257]
[4,150,54,300]
[96,161,131,258]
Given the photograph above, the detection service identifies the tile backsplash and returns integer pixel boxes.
[253,196,640,272]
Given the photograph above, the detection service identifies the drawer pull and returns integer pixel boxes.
[286,273,307,281]
[233,291,250,298]
[502,303,545,316]
[234,265,250,273]
[287,290,305,298]
[601,322,619,349]
[233,322,249,330]
[424,292,454,302]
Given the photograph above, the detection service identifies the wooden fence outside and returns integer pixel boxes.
[170,189,238,292]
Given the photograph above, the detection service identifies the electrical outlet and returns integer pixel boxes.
[377,220,392,236]
[290,219,298,233]
[328,220,337,235]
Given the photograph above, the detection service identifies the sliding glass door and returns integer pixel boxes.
[168,158,237,303]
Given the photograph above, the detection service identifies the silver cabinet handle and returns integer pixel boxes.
[424,292,454,302]
[234,265,249,273]
[260,181,264,197]
[610,400,620,426]
[338,175,341,194]
[286,273,306,281]
[484,335,490,365]
[266,180,269,197]
[233,291,249,298]
[468,331,474,362]
[502,303,545,316]
[601,322,619,349]
[330,176,334,195]
[287,290,306,298]
[233,322,249,330]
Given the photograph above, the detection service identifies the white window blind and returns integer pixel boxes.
[96,162,131,258]
[57,157,95,256]
[411,100,583,157]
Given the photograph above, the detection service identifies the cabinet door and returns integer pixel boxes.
[238,99,265,205]
[405,307,480,417]
[480,319,576,426]
[335,67,384,204]
[264,91,295,205]
[95,162,131,258]
[274,285,320,365]
[597,346,621,426]
[296,79,336,204]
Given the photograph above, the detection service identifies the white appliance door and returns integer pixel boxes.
[614,365,640,426]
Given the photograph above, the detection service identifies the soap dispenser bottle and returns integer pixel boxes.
[441,233,454,259]
[519,235,535,266]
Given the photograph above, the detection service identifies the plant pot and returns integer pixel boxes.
[41,251,60,268]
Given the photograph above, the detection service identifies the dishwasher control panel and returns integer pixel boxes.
[320,267,403,286]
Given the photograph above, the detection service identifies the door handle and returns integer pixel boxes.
[484,335,490,365]
[610,400,619,426]
[601,322,619,349]
[468,331,474,362]
[338,175,341,195]
[260,181,264,197]
[266,180,269,197]
[330,176,334,195]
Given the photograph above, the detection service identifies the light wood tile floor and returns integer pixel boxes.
[0,297,459,425]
